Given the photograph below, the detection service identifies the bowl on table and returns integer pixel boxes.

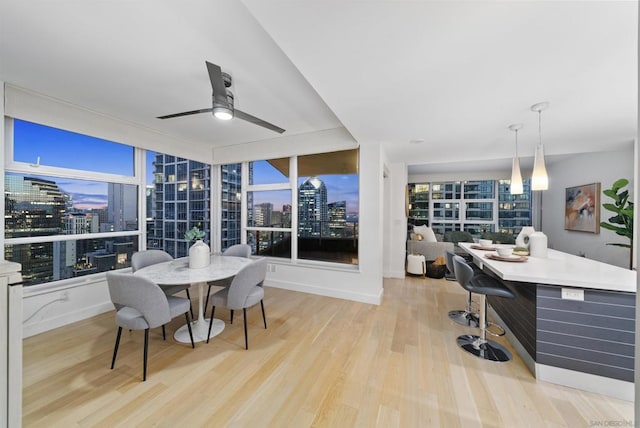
[496,246,513,258]
[478,239,493,247]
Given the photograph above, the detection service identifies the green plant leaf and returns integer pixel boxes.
[612,178,629,192]
[601,178,633,246]
[602,203,621,214]
[607,215,624,224]
[603,189,618,199]
[600,222,627,234]
[621,208,634,218]
[606,242,632,249]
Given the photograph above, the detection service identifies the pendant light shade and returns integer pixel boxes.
[531,144,548,190]
[508,124,524,195]
[531,102,549,191]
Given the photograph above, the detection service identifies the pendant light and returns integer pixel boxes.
[508,123,524,195]
[530,102,549,191]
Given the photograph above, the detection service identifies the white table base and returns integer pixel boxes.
[174,281,225,343]
[174,318,224,343]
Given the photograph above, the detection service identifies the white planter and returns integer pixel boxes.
[529,232,548,258]
[515,226,535,249]
[189,239,210,269]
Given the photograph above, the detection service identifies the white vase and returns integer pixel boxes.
[529,232,548,258]
[189,239,210,269]
[515,226,535,249]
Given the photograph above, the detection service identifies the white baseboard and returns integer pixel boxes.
[266,279,382,305]
[23,301,113,338]
[384,269,406,278]
[536,363,634,402]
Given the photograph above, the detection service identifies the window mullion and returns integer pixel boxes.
[290,155,298,262]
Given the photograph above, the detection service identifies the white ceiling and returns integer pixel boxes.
[0,1,637,175]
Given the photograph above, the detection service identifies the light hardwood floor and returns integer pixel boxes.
[23,276,633,427]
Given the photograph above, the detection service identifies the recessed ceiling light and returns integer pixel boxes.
[409,139,425,144]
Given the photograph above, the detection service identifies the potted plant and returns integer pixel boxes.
[185,226,206,242]
[185,225,209,268]
[600,178,634,269]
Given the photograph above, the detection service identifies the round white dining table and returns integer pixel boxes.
[133,254,253,343]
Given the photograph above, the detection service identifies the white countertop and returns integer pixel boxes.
[459,242,636,293]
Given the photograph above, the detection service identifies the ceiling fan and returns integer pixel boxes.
[157,61,285,134]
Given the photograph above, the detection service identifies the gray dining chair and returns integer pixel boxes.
[107,271,195,381]
[132,249,193,319]
[206,258,267,349]
[204,244,251,312]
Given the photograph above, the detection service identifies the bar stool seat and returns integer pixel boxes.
[452,255,515,362]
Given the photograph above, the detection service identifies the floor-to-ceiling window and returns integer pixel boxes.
[408,179,532,238]
[228,149,359,265]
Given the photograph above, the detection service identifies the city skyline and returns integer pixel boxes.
[14,120,359,214]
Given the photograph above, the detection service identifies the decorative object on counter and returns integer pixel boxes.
[413,233,424,241]
[471,244,497,251]
[508,123,524,195]
[185,226,210,269]
[478,239,492,247]
[528,231,548,258]
[515,226,535,249]
[426,256,447,278]
[485,253,528,263]
[565,183,600,233]
[530,102,549,191]
[513,247,529,256]
[496,246,513,258]
[600,178,634,269]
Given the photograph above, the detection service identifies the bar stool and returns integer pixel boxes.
[445,250,479,328]
[452,255,514,362]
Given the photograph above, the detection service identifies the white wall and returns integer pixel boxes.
[384,162,408,278]
[542,146,634,268]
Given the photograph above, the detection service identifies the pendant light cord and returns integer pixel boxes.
[515,128,519,157]
[538,109,542,146]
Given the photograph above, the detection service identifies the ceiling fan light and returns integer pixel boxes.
[510,157,523,195]
[213,106,233,121]
[531,144,548,191]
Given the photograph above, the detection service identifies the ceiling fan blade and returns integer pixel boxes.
[157,108,213,119]
[235,109,285,134]
[206,61,230,107]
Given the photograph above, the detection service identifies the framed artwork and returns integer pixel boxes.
[565,182,600,233]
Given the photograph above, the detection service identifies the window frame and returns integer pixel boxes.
[4,117,145,288]
[235,152,360,268]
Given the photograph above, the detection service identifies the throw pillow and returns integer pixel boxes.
[413,225,437,243]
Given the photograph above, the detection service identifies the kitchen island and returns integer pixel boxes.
[459,242,636,401]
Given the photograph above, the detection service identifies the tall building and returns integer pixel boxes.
[4,175,67,285]
[498,179,533,235]
[65,212,99,235]
[107,183,137,231]
[253,202,273,227]
[221,164,242,250]
[150,155,243,256]
[298,177,328,237]
[150,155,210,257]
[328,201,347,237]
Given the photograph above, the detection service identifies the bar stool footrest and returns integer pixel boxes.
[485,321,506,337]
[448,310,480,328]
